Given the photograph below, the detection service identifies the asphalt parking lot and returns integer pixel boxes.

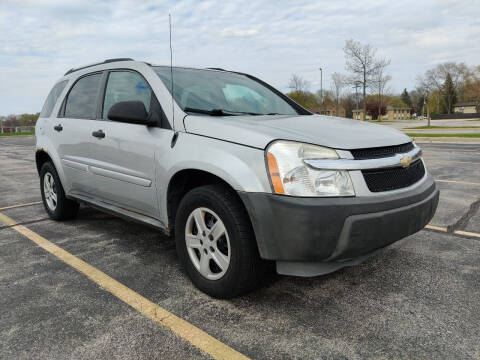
[1,136,479,359]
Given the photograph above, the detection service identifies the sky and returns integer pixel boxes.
[0,0,479,115]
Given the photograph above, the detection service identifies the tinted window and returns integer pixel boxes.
[103,71,151,119]
[65,73,102,119]
[40,80,68,118]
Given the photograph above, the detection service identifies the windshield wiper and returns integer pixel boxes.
[184,107,262,116]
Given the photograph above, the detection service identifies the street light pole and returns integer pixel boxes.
[319,67,323,109]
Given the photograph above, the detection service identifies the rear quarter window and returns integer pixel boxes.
[40,80,68,118]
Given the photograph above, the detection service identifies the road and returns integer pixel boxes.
[1,136,479,359]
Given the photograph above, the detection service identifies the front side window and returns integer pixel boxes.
[65,73,102,119]
[40,80,68,118]
[103,71,151,119]
[154,67,300,116]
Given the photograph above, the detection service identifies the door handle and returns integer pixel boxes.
[54,124,63,132]
[92,130,105,139]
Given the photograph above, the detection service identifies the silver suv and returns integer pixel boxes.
[36,59,439,298]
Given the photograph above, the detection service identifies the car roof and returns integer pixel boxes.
[64,58,230,77]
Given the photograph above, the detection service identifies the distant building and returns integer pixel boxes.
[352,109,371,120]
[453,102,477,114]
[386,106,411,120]
[310,105,346,117]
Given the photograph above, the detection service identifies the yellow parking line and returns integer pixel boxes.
[425,224,448,232]
[0,201,42,211]
[0,212,249,360]
[436,179,480,186]
[454,230,480,239]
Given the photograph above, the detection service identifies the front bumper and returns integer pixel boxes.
[238,175,439,275]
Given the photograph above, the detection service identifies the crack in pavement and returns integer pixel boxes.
[0,217,51,231]
[447,198,480,233]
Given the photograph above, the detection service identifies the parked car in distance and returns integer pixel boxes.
[35,59,439,298]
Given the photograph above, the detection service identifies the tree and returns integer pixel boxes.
[343,39,390,120]
[366,100,386,120]
[464,68,480,112]
[400,89,412,107]
[416,74,434,126]
[442,73,457,114]
[389,97,407,108]
[330,72,347,116]
[341,93,357,119]
[288,74,309,92]
[422,62,471,112]
[285,90,319,110]
[371,68,391,121]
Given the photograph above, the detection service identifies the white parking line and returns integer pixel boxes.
[436,179,480,186]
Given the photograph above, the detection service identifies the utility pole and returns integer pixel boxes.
[319,67,323,109]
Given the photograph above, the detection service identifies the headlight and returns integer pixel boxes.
[266,140,355,197]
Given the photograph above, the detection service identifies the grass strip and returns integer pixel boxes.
[406,133,480,138]
[0,131,35,137]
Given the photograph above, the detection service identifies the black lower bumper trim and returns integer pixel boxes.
[238,176,439,262]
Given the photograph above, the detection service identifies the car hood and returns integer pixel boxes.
[184,114,411,150]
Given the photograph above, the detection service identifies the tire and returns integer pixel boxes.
[175,184,263,298]
[40,161,79,220]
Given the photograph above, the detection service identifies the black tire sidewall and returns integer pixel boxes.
[40,161,76,220]
[175,186,257,298]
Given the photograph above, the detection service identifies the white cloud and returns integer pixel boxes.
[220,28,259,37]
[0,0,479,114]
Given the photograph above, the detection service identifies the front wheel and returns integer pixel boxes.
[175,185,263,298]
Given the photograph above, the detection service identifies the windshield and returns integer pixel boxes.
[154,67,300,116]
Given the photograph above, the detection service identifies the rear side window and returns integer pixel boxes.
[65,73,102,119]
[40,80,68,118]
[103,71,151,119]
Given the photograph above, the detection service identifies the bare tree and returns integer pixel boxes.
[416,75,433,126]
[288,74,310,92]
[371,68,391,120]
[344,39,390,120]
[330,73,347,116]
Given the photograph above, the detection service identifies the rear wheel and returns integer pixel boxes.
[40,161,79,220]
[175,184,263,298]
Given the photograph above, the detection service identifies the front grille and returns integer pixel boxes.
[351,142,414,159]
[362,160,425,192]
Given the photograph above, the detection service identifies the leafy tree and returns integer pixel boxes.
[400,89,412,107]
[389,97,407,108]
[442,73,457,114]
[286,90,319,110]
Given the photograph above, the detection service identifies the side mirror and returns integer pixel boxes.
[107,101,156,126]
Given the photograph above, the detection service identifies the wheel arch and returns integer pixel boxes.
[166,168,250,237]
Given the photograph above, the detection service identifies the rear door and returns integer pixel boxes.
[53,72,103,196]
[87,69,169,218]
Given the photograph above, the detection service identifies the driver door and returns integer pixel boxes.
[87,70,167,218]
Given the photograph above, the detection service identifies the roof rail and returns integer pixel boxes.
[64,58,135,76]
[206,67,226,71]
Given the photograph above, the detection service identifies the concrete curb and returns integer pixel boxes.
[411,137,480,144]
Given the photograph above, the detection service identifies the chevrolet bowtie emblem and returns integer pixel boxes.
[400,155,412,167]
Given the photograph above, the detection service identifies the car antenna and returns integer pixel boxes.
[169,13,179,148]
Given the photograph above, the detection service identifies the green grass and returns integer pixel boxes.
[406,133,480,138]
[466,119,480,121]
[403,125,480,130]
[0,131,35,137]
